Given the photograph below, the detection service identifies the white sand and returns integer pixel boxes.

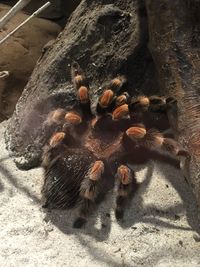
[0,120,200,267]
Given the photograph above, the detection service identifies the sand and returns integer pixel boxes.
[0,120,200,267]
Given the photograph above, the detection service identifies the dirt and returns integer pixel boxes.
[1,120,200,266]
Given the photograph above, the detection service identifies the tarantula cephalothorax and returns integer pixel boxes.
[41,62,187,228]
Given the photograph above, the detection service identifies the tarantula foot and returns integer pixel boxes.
[73,217,87,228]
[109,75,126,92]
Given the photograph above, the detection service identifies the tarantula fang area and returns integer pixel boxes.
[41,62,188,228]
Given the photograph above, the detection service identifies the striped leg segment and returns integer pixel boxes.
[64,111,82,125]
[73,160,104,228]
[71,62,92,117]
[42,132,66,168]
[115,165,137,220]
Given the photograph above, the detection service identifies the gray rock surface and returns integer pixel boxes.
[1,120,200,266]
[6,0,158,170]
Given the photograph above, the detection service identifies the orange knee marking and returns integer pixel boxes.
[48,109,65,123]
[78,86,89,103]
[65,112,82,125]
[126,126,147,139]
[89,160,104,181]
[112,104,129,120]
[99,89,114,108]
[49,132,66,147]
[117,165,131,185]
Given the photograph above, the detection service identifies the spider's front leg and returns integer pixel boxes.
[73,160,105,228]
[96,76,127,115]
[115,165,138,220]
[71,61,92,117]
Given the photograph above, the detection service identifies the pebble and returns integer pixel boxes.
[193,234,200,242]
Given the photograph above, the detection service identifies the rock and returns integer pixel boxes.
[0,4,61,120]
[6,0,159,169]
[146,0,200,212]
[193,234,200,243]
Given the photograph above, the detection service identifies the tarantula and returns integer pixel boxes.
[41,62,188,228]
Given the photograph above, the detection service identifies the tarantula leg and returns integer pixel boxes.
[115,92,130,107]
[128,96,150,122]
[115,165,137,220]
[44,108,66,127]
[96,76,127,114]
[129,96,150,114]
[71,62,92,117]
[71,61,87,89]
[73,160,104,228]
[76,84,92,118]
[148,96,166,112]
[126,125,188,158]
[42,132,66,168]
[148,96,177,113]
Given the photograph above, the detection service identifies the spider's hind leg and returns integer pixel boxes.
[115,165,138,220]
[73,160,105,228]
[126,125,189,159]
